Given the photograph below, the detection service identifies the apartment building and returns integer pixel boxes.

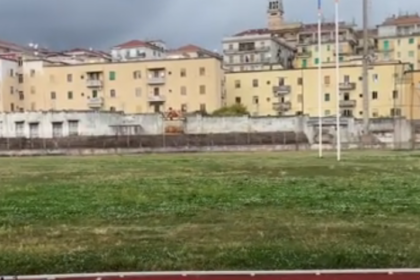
[295,22,358,68]
[222,33,295,72]
[110,40,167,62]
[4,55,224,115]
[0,57,21,112]
[226,62,418,119]
[377,14,420,69]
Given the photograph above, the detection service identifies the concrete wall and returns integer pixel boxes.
[0,111,415,149]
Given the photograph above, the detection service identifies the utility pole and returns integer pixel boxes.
[362,0,370,133]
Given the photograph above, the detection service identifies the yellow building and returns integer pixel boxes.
[377,14,420,70]
[226,61,419,119]
[10,55,224,114]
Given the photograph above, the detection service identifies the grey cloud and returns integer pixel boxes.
[0,0,418,50]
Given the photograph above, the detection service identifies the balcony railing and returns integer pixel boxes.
[296,51,311,57]
[339,100,356,108]
[273,101,291,111]
[339,82,356,90]
[87,97,104,108]
[147,76,166,85]
[224,46,270,54]
[272,85,291,96]
[86,79,103,88]
[148,94,166,102]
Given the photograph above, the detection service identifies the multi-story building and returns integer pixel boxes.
[2,54,224,115]
[225,61,418,119]
[377,14,420,69]
[295,22,358,68]
[110,40,167,62]
[222,33,295,72]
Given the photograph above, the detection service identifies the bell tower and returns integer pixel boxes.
[267,0,284,30]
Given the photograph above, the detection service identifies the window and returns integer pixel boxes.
[110,89,116,97]
[67,91,73,100]
[390,108,401,116]
[92,90,98,98]
[252,79,259,87]
[278,78,285,86]
[314,58,319,64]
[383,40,389,50]
[153,87,160,95]
[10,103,14,112]
[181,104,188,112]
[199,85,206,94]
[297,77,303,85]
[235,80,241,88]
[67,74,72,82]
[52,122,63,138]
[302,59,307,68]
[200,104,206,112]
[199,67,205,76]
[19,91,24,100]
[50,91,56,100]
[30,69,35,77]
[18,74,23,83]
[181,86,187,95]
[409,38,414,44]
[372,91,378,99]
[109,71,116,80]
[297,94,303,103]
[68,120,79,136]
[342,109,353,117]
[29,123,39,138]
[344,75,350,83]
[9,69,13,77]
[10,86,13,94]
[409,51,415,57]
[235,97,241,104]
[392,90,398,99]
[15,121,24,137]
[252,96,259,104]
[135,87,141,97]
[324,93,330,102]
[339,56,344,62]
[180,68,186,77]
[324,75,330,85]
[133,71,141,79]
[327,45,331,51]
[324,110,331,116]
[110,106,116,112]
[372,74,378,82]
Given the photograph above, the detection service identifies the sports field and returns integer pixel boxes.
[1,151,420,274]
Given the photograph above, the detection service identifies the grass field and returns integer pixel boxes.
[1,151,420,274]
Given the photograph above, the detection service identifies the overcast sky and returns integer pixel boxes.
[0,0,417,51]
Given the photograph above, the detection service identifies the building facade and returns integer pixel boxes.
[222,33,295,72]
[377,14,420,69]
[226,62,418,119]
[1,56,224,115]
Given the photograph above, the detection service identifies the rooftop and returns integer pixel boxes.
[380,14,420,26]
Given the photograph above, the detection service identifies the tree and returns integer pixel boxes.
[212,104,249,116]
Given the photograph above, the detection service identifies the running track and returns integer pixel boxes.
[3,270,420,280]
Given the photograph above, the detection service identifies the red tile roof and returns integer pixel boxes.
[170,44,221,59]
[113,40,162,51]
[380,14,420,26]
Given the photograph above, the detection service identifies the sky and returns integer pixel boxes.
[0,0,418,51]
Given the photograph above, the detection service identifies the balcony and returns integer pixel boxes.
[296,50,311,57]
[86,79,103,88]
[339,100,356,108]
[339,82,356,90]
[273,101,291,111]
[87,97,104,108]
[272,85,291,96]
[147,76,166,85]
[148,94,166,103]
[224,46,270,54]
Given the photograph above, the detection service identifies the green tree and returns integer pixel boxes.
[212,104,249,116]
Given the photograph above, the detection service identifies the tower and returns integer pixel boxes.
[267,0,284,30]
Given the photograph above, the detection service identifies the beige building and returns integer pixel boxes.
[0,55,224,115]
[377,14,420,69]
[226,61,419,119]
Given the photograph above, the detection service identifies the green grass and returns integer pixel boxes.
[1,151,420,274]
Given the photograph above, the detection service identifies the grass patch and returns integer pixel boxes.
[1,151,420,273]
